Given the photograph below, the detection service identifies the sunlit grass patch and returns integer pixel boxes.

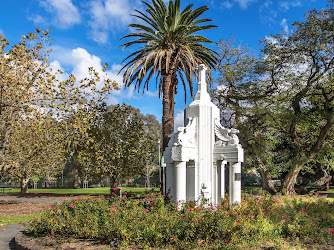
[0,214,41,226]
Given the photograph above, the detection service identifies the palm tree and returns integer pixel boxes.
[120,0,217,151]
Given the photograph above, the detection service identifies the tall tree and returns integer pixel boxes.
[261,1,334,193]
[0,30,117,192]
[120,0,217,151]
[6,112,64,193]
[90,103,154,188]
[214,38,281,194]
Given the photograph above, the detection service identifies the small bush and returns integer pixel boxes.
[27,192,334,248]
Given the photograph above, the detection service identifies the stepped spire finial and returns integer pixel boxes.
[193,64,210,102]
[198,64,208,92]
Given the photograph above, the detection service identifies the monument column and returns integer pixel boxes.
[166,163,174,199]
[217,160,227,204]
[229,162,241,205]
[213,161,217,205]
[175,161,187,206]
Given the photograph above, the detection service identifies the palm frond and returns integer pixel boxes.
[121,0,218,98]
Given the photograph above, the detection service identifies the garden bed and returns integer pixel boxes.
[24,192,334,249]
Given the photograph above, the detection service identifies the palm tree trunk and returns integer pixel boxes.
[162,73,176,150]
[161,73,176,193]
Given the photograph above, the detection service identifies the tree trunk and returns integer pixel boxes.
[110,176,117,188]
[73,165,81,189]
[280,164,303,194]
[312,169,332,188]
[161,72,176,193]
[162,73,176,150]
[254,157,277,194]
[257,168,277,194]
[20,176,29,194]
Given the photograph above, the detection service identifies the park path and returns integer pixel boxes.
[0,196,65,250]
[0,196,64,204]
[0,224,25,250]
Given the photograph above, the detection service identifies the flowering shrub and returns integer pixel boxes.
[27,192,334,248]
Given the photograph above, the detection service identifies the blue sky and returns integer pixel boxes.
[0,0,327,127]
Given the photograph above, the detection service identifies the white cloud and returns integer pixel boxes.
[28,14,46,26]
[39,0,81,29]
[220,0,257,10]
[264,36,279,44]
[234,0,258,9]
[50,45,74,67]
[174,109,184,132]
[279,0,301,11]
[50,45,159,105]
[281,18,289,34]
[49,60,68,81]
[221,1,233,9]
[88,0,141,44]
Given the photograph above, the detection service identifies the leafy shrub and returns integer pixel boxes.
[27,192,334,248]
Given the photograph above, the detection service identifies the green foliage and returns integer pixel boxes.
[120,0,217,93]
[0,29,118,192]
[87,103,157,187]
[214,2,334,193]
[28,193,334,248]
[214,38,282,193]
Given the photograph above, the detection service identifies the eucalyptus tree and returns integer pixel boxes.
[215,1,334,193]
[120,0,217,151]
[260,1,334,193]
[214,38,282,194]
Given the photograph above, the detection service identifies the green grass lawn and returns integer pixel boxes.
[1,186,160,195]
[0,214,41,226]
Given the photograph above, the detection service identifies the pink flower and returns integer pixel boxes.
[222,232,226,235]
[237,219,241,222]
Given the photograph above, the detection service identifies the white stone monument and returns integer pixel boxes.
[164,64,244,207]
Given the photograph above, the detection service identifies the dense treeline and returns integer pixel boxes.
[0,30,160,193]
[214,1,334,194]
